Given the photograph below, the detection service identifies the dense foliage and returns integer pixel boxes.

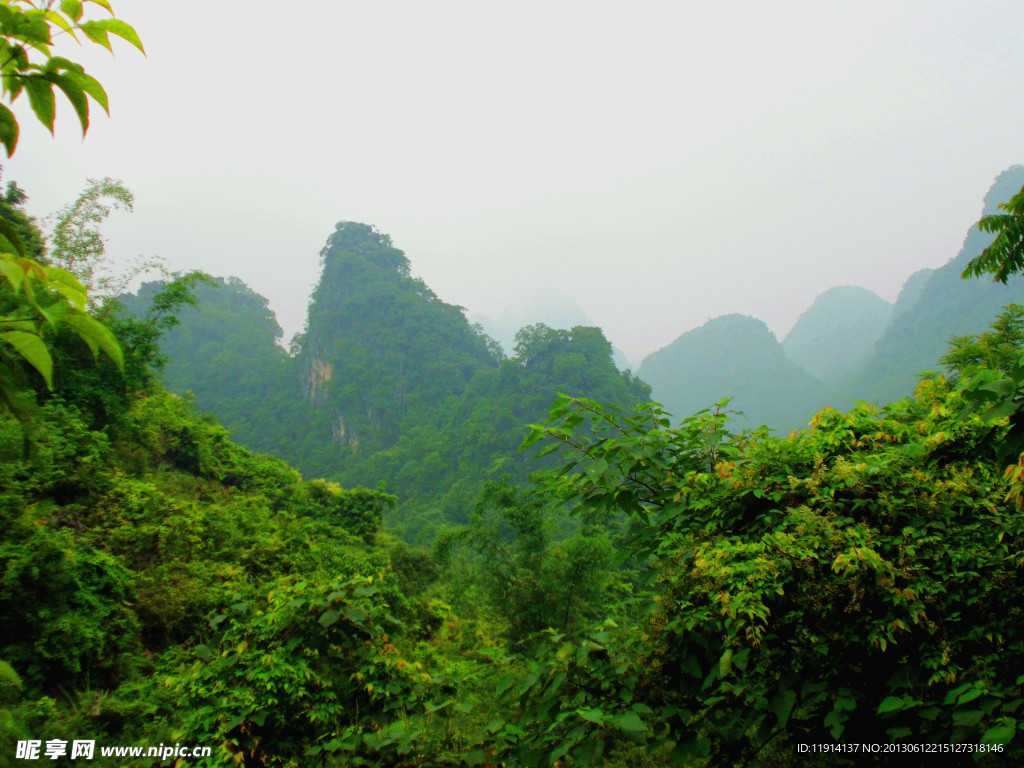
[4,17,1024,759]
[132,225,650,540]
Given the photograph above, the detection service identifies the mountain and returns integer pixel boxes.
[471,295,634,371]
[847,165,1024,405]
[637,313,830,433]
[890,267,934,320]
[297,222,499,455]
[118,276,305,459]
[782,286,892,387]
[131,223,650,537]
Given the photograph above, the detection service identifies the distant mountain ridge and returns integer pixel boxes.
[125,166,1024,517]
[637,165,1024,432]
[846,165,1024,406]
[471,295,634,371]
[637,314,830,433]
[782,286,892,387]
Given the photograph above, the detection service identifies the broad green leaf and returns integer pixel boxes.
[0,217,25,258]
[957,687,984,706]
[494,674,516,697]
[60,0,83,21]
[612,711,647,733]
[23,76,55,133]
[50,73,89,134]
[45,9,76,35]
[981,723,1015,745]
[318,609,340,628]
[44,266,87,293]
[0,660,22,689]
[61,69,107,111]
[77,19,144,53]
[0,103,18,156]
[343,607,367,623]
[48,280,88,311]
[719,647,733,677]
[61,311,123,371]
[2,330,53,388]
[771,689,797,728]
[877,696,905,714]
[981,378,1018,398]
[0,259,23,292]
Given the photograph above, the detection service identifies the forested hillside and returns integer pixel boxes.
[7,216,1024,764]
[128,223,649,538]
[847,165,1024,405]
[640,167,1024,432]
[781,285,892,386]
[636,314,830,433]
[7,156,1024,768]
[5,2,1024,766]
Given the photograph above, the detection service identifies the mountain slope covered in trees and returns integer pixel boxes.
[781,285,892,387]
[844,166,1024,405]
[637,313,830,433]
[638,167,1024,430]
[128,223,649,537]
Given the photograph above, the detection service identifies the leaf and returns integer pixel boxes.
[0,660,22,689]
[1,331,53,388]
[77,19,144,53]
[877,696,905,714]
[23,77,56,133]
[494,674,516,697]
[44,278,87,310]
[318,609,340,628]
[50,73,90,134]
[771,689,797,729]
[60,0,83,21]
[343,607,367,623]
[612,711,647,733]
[0,217,25,258]
[981,378,1018,398]
[0,103,18,156]
[424,699,453,714]
[61,311,123,371]
[981,723,1015,745]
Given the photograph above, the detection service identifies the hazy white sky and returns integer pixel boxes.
[6,0,1024,362]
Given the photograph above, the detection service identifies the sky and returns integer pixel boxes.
[5,0,1024,364]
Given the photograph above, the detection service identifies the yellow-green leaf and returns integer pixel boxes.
[62,311,123,372]
[60,0,83,22]
[1,330,53,389]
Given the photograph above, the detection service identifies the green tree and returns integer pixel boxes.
[0,1,141,425]
[0,0,143,156]
[942,304,1024,379]
[514,386,1024,764]
[460,478,616,645]
[49,176,160,297]
[962,183,1024,283]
